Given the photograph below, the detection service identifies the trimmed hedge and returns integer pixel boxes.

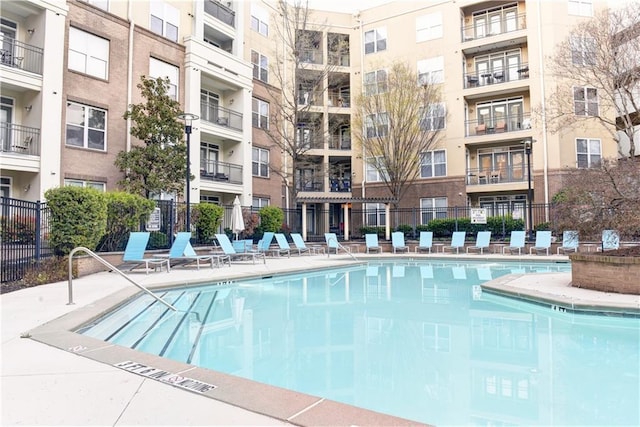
[417,216,525,238]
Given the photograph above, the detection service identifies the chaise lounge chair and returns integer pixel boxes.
[443,231,466,254]
[414,231,433,253]
[214,233,266,264]
[503,230,526,255]
[557,230,579,254]
[290,233,312,255]
[273,233,293,257]
[365,233,382,253]
[529,231,552,255]
[162,232,229,269]
[598,229,620,252]
[466,231,492,254]
[120,231,170,274]
[392,232,409,253]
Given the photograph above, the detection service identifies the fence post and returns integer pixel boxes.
[35,200,42,260]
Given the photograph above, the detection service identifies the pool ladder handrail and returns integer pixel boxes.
[67,246,177,311]
[326,236,358,261]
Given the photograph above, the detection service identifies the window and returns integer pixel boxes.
[417,56,444,85]
[252,98,269,129]
[420,197,447,223]
[68,27,109,79]
[149,58,179,100]
[416,12,442,42]
[81,0,108,10]
[576,138,601,168]
[250,4,269,36]
[65,101,107,150]
[253,197,270,208]
[200,90,219,123]
[420,103,446,131]
[64,179,106,191]
[252,147,269,177]
[365,157,388,182]
[364,27,386,54]
[574,87,598,116]
[568,0,592,17]
[420,150,446,178]
[0,177,11,199]
[251,50,268,83]
[364,69,387,96]
[364,203,386,226]
[365,113,389,138]
[570,36,595,66]
[150,1,179,42]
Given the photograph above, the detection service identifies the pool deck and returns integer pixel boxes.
[2,252,639,426]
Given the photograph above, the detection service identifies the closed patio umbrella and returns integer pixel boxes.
[231,195,245,240]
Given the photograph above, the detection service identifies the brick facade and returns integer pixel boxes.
[569,253,640,295]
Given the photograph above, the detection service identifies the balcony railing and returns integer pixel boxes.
[466,113,532,137]
[0,38,44,75]
[200,160,242,184]
[329,135,351,150]
[328,91,350,107]
[200,104,243,131]
[298,49,323,65]
[204,0,235,27]
[464,62,529,89]
[466,165,530,186]
[297,180,324,192]
[330,177,351,192]
[328,52,350,67]
[461,12,526,42]
[0,123,40,156]
[297,90,322,106]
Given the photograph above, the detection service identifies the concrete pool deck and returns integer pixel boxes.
[2,252,639,426]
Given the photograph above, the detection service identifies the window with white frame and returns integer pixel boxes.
[365,113,389,138]
[149,57,179,100]
[574,87,598,116]
[420,197,447,224]
[420,150,446,178]
[364,69,388,96]
[252,197,270,208]
[251,50,268,83]
[64,179,106,191]
[568,0,592,17]
[576,138,601,168]
[364,202,386,226]
[570,36,596,66]
[423,323,450,352]
[364,27,387,54]
[1,177,11,199]
[418,56,444,85]
[150,1,179,42]
[252,98,269,129]
[200,194,220,204]
[252,147,269,177]
[65,101,107,150]
[250,3,269,36]
[68,27,109,79]
[365,157,388,182]
[420,103,446,131]
[416,12,442,42]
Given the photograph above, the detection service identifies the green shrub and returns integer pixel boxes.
[22,256,73,286]
[424,216,525,238]
[1,215,37,244]
[148,231,169,249]
[395,224,413,236]
[45,187,107,256]
[360,226,385,236]
[193,202,224,243]
[98,192,155,251]
[259,206,284,232]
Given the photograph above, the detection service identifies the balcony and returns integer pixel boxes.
[204,0,235,28]
[462,12,526,43]
[297,180,324,192]
[466,113,532,137]
[200,160,242,184]
[1,38,44,75]
[0,123,40,156]
[330,177,351,192]
[299,49,323,65]
[200,104,242,131]
[297,90,323,106]
[328,90,350,107]
[466,165,530,186]
[464,63,529,89]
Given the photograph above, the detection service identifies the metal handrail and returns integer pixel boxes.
[67,246,177,311]
[326,236,358,261]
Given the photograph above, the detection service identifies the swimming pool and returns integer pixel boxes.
[79,260,639,426]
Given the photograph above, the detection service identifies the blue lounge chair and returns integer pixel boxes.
[529,231,552,255]
[466,231,492,254]
[214,233,266,264]
[121,231,170,273]
[392,232,409,253]
[443,231,466,254]
[557,231,579,254]
[290,233,312,255]
[365,234,382,253]
[273,233,293,257]
[599,229,620,251]
[503,231,526,255]
[325,232,339,254]
[414,231,433,253]
[161,232,229,269]
[257,232,289,257]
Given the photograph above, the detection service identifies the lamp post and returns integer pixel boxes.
[521,137,534,241]
[177,113,199,232]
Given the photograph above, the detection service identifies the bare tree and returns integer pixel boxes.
[551,158,640,240]
[352,62,445,207]
[262,0,346,206]
[546,4,640,158]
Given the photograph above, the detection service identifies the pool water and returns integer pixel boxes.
[80,260,639,426]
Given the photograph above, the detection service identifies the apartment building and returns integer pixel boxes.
[1,0,618,230]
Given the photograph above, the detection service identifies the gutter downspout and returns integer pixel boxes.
[536,0,550,220]
[126,0,134,151]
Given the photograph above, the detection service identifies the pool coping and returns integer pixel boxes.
[21,254,639,425]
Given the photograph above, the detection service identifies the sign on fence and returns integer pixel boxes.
[146,207,161,231]
[470,208,487,224]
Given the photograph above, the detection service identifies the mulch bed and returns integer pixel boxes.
[595,246,640,257]
[1,281,32,295]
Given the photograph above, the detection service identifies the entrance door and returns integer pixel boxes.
[1,97,13,151]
